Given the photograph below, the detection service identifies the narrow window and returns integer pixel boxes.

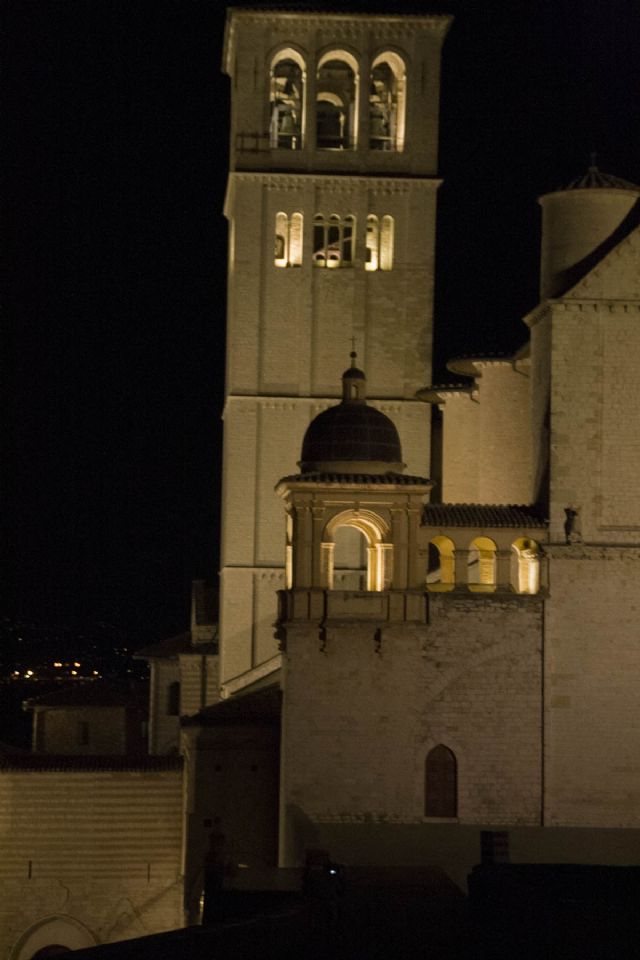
[425,745,457,818]
[370,53,406,152]
[167,681,180,716]
[274,212,304,267]
[380,215,394,270]
[274,212,288,266]
[270,52,305,150]
[365,216,379,271]
[365,215,394,271]
[312,214,355,268]
[317,51,358,149]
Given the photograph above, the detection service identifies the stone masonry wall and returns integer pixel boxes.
[280,594,542,864]
[545,549,640,827]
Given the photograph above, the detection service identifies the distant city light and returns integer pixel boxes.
[71,670,78,676]
[92,670,99,676]
[53,662,62,668]
[25,670,34,677]
[73,661,81,668]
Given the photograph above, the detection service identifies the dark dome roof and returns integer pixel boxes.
[300,402,402,469]
[564,165,640,192]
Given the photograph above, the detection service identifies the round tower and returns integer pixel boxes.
[538,164,640,299]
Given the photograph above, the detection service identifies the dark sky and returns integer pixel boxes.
[5,0,639,645]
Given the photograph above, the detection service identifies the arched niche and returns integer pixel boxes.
[425,744,457,818]
[369,51,406,151]
[11,916,97,960]
[511,537,540,594]
[269,48,306,149]
[321,508,391,591]
[316,49,359,149]
[426,535,455,592]
[468,536,497,592]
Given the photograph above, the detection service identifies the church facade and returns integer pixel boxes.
[216,7,640,886]
[4,7,640,957]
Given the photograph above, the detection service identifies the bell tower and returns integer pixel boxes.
[219,9,452,688]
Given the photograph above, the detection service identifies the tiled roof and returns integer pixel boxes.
[0,755,182,773]
[183,687,282,728]
[135,630,218,659]
[565,165,640,192]
[423,503,548,528]
[279,472,431,486]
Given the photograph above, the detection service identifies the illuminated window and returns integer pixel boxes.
[426,535,455,592]
[274,212,303,267]
[511,538,540,594]
[369,52,406,151]
[468,536,497,592]
[313,213,355,268]
[425,745,457,818]
[365,214,394,271]
[316,51,359,149]
[270,50,305,150]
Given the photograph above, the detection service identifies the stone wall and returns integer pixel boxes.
[280,592,543,866]
[0,763,184,957]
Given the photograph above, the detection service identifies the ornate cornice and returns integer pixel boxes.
[227,171,441,195]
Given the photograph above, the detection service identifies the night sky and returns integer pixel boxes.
[6,0,639,647]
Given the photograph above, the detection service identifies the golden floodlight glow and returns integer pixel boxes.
[71,670,78,676]
[73,661,81,668]
[53,662,62,668]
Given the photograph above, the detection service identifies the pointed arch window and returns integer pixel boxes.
[312,214,355,268]
[274,212,303,267]
[270,50,305,150]
[370,52,406,152]
[365,215,394,271]
[425,745,457,818]
[316,51,359,150]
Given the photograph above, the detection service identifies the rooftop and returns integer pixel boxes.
[423,503,548,529]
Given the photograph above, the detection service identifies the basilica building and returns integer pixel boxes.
[3,7,640,957]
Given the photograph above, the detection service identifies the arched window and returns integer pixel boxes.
[270,50,305,150]
[313,213,355,268]
[425,744,457,818]
[369,52,406,151]
[274,212,303,267]
[511,537,540,594]
[365,214,394,271]
[333,525,368,590]
[426,535,455,591]
[316,51,358,149]
[321,509,391,591]
[468,536,497,592]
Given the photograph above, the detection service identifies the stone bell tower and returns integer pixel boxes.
[219,9,452,689]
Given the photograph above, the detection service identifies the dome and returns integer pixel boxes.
[299,359,404,474]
